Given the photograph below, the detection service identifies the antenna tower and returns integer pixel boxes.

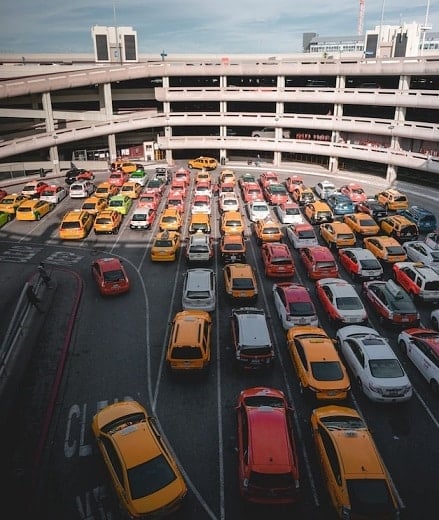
[358,0,365,35]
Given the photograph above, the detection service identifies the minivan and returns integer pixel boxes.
[401,206,437,233]
[182,268,216,311]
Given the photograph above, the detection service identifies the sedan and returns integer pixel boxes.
[398,328,439,394]
[15,199,53,221]
[0,193,30,215]
[39,184,68,204]
[272,282,318,329]
[402,240,439,273]
[337,325,413,402]
[91,257,130,296]
[313,180,336,200]
[91,401,187,518]
[246,201,270,222]
[343,213,380,236]
[316,278,368,326]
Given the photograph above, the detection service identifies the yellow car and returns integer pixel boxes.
[363,235,408,263]
[159,208,182,231]
[286,326,350,400]
[253,218,283,244]
[15,198,53,221]
[166,310,212,371]
[319,221,356,249]
[343,212,380,236]
[93,209,123,234]
[59,209,94,239]
[223,263,258,300]
[81,196,107,215]
[94,181,119,199]
[92,400,187,519]
[311,405,400,519]
[379,214,419,242]
[188,156,218,170]
[375,188,409,211]
[221,211,245,236]
[0,193,30,215]
[304,200,333,224]
[120,181,143,199]
[195,170,212,184]
[219,169,236,186]
[150,230,181,261]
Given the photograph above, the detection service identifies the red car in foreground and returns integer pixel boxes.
[91,257,130,296]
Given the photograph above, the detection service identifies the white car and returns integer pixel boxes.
[40,184,68,204]
[403,240,439,273]
[69,180,96,198]
[272,282,318,329]
[286,223,318,249]
[182,268,216,312]
[336,325,413,402]
[129,170,149,186]
[398,328,439,394]
[219,193,239,213]
[245,201,270,222]
[186,232,213,263]
[275,201,305,225]
[425,232,439,250]
[314,180,336,200]
[316,278,368,326]
[191,195,211,215]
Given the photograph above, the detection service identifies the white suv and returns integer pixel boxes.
[69,180,95,198]
[182,268,216,311]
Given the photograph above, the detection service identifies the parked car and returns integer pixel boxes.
[182,268,216,311]
[108,170,130,187]
[376,188,408,211]
[299,245,339,280]
[69,180,96,198]
[59,209,94,240]
[220,211,244,236]
[272,282,318,329]
[64,168,95,185]
[129,207,156,230]
[316,278,368,326]
[263,183,289,205]
[219,234,246,263]
[339,183,367,203]
[186,232,214,263]
[275,201,304,225]
[286,223,318,249]
[40,184,68,204]
[0,193,30,216]
[94,181,119,199]
[399,205,437,233]
[159,208,182,231]
[313,180,336,200]
[392,262,439,304]
[261,242,295,278]
[304,200,333,225]
[311,405,400,519]
[15,198,53,221]
[402,241,439,272]
[259,171,279,189]
[319,221,356,249]
[326,193,355,215]
[336,325,412,402]
[129,166,148,186]
[242,182,264,203]
[343,212,380,236]
[285,175,304,194]
[355,198,388,219]
[120,181,143,199]
[91,257,130,295]
[81,196,107,216]
[246,200,270,222]
[253,218,283,244]
[91,401,187,518]
[223,263,258,300]
[21,180,49,198]
[108,194,133,215]
[379,215,419,243]
[219,193,239,213]
[138,190,161,210]
[338,247,383,280]
[236,387,300,503]
[94,209,123,235]
[150,230,181,262]
[363,236,407,263]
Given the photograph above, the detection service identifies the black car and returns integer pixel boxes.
[64,168,95,185]
[356,198,388,219]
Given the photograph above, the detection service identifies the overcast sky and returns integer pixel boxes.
[0,1,437,55]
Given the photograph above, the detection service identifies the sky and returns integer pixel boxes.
[0,1,437,55]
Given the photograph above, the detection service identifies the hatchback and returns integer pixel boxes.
[15,199,53,221]
[338,247,383,280]
[379,215,419,243]
[319,222,356,249]
[223,263,258,300]
[21,180,49,197]
[182,268,216,311]
[81,196,107,215]
[94,181,119,199]
[311,405,400,520]
[287,326,350,400]
[91,257,130,295]
[343,212,380,236]
[399,205,437,233]
[272,282,318,329]
[261,242,295,278]
[92,401,187,518]
[337,325,412,402]
[275,201,304,225]
[392,262,439,304]
[120,181,143,199]
[304,200,333,224]
[236,387,300,504]
[150,230,180,262]
[59,209,94,240]
[376,188,408,211]
[286,223,319,249]
[299,245,339,280]
[219,234,246,263]
[108,194,133,215]
[69,180,96,198]
[129,207,156,230]
[94,209,122,235]
[402,241,439,272]
[326,193,355,215]
[363,236,407,263]
[159,208,182,231]
[186,232,214,263]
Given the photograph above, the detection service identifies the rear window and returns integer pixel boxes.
[61,222,80,229]
[315,261,336,269]
[347,479,396,516]
[249,471,295,489]
[425,280,439,291]
[171,346,202,359]
[103,269,125,282]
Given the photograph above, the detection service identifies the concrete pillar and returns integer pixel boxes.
[386,164,397,186]
[99,84,117,161]
[329,156,338,173]
[273,151,281,166]
[42,92,60,175]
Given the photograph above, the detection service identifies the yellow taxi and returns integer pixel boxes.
[379,214,419,242]
[93,209,123,234]
[188,156,218,170]
[363,236,408,263]
[150,230,181,262]
[0,193,30,215]
[304,200,333,224]
[15,198,53,221]
[253,218,283,244]
[375,188,409,211]
[81,196,107,215]
[94,181,119,199]
[159,208,182,231]
[166,310,212,372]
[319,221,356,249]
[92,400,187,519]
[220,210,245,236]
[195,170,212,184]
[286,326,350,400]
[59,209,94,239]
[343,212,380,236]
[219,169,236,186]
[120,181,143,199]
[311,405,400,519]
[223,263,258,300]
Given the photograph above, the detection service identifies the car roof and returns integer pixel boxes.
[340,247,378,259]
[277,282,311,302]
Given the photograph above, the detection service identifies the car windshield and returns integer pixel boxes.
[96,187,108,194]
[186,290,210,299]
[361,218,376,227]
[132,214,147,221]
[311,361,344,381]
[298,230,315,239]
[223,243,244,251]
[103,269,125,282]
[190,245,209,253]
[360,259,381,270]
[128,453,177,500]
[82,203,96,210]
[263,227,279,234]
[386,246,405,255]
[249,471,295,490]
[335,297,363,310]
[347,479,396,516]
[369,359,404,378]
[96,218,112,225]
[271,258,292,265]
[316,261,336,269]
[232,278,254,290]
[320,415,365,430]
[162,216,177,223]
[286,207,300,215]
[154,240,172,247]
[110,200,124,207]
[289,301,315,316]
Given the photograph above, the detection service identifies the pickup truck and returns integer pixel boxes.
[251,127,291,139]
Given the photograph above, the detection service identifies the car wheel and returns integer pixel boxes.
[432,316,439,331]
[398,340,407,355]
[113,227,119,235]
[35,213,41,220]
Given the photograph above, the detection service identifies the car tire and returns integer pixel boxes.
[113,227,119,235]
[432,316,439,330]
[398,340,408,355]
[35,213,41,220]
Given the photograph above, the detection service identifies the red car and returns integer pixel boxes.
[272,282,319,329]
[170,178,187,198]
[108,170,130,187]
[263,183,289,205]
[339,183,368,203]
[259,171,279,189]
[261,242,295,278]
[21,180,49,198]
[236,386,300,504]
[299,245,339,280]
[338,247,383,281]
[166,190,185,213]
[242,182,264,203]
[173,167,190,186]
[145,178,166,195]
[0,188,7,201]
[91,257,130,296]
[138,190,161,210]
[284,175,304,194]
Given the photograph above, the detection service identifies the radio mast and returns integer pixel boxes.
[358,0,366,35]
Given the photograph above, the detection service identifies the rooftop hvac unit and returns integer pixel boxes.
[92,25,138,63]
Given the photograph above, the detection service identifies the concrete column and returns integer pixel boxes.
[42,92,60,175]
[273,151,281,166]
[329,156,338,173]
[99,84,117,161]
[386,164,397,186]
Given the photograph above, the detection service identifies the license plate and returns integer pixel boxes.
[401,316,409,322]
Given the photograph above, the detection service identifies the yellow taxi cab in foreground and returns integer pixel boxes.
[221,211,245,236]
[159,208,182,232]
[15,198,53,221]
[94,181,119,199]
[223,263,258,300]
[0,193,30,215]
[319,221,356,249]
[311,405,400,519]
[92,400,187,519]
[343,212,380,236]
[253,218,283,244]
[188,156,218,170]
[120,181,143,199]
[59,209,94,239]
[375,188,409,211]
[81,196,107,215]
[93,209,123,235]
[150,230,181,262]
[363,236,408,263]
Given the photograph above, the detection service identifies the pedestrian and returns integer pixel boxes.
[38,263,51,288]
[26,284,43,313]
